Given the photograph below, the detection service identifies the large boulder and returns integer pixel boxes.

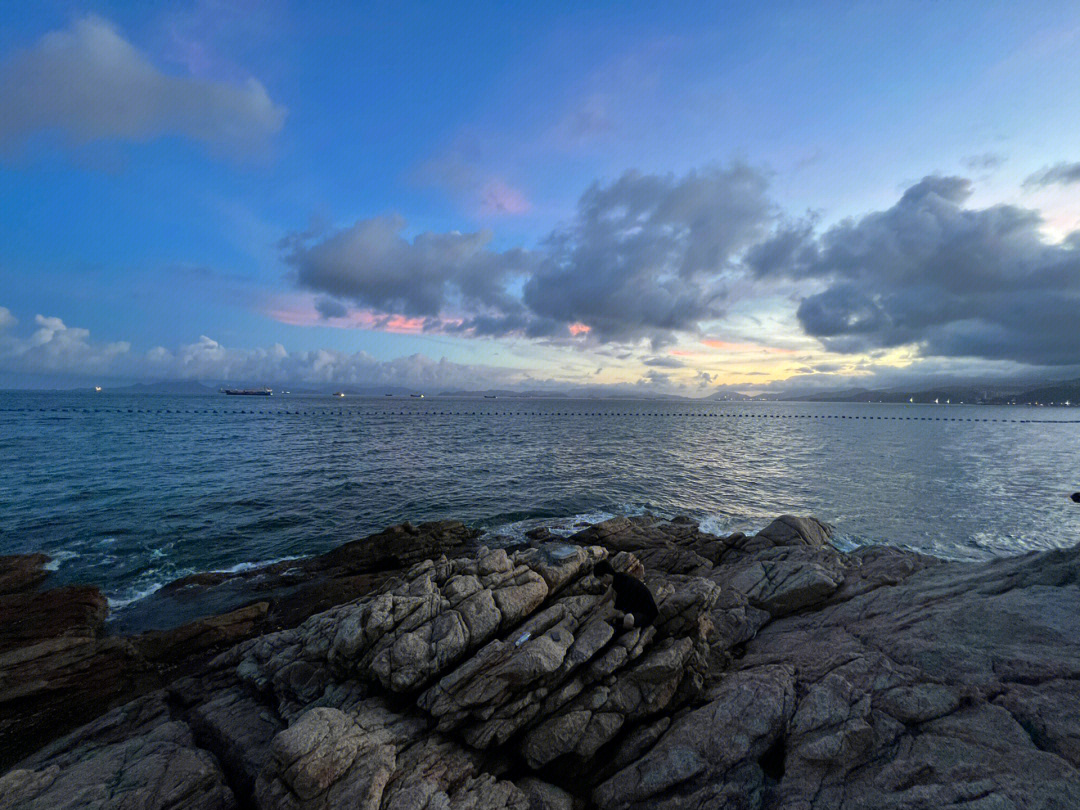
[0,692,236,810]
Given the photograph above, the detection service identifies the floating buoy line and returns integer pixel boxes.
[2,407,1080,424]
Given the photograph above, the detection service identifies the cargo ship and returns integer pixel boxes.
[222,388,272,396]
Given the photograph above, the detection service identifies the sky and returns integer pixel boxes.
[1,0,1079,394]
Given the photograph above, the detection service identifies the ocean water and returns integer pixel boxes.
[2,391,1080,612]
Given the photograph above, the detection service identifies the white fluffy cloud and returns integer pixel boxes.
[0,314,130,373]
[0,16,285,156]
[0,312,521,390]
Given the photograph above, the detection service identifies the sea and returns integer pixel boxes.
[3,391,1080,615]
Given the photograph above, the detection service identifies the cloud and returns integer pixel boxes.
[549,95,613,147]
[283,214,537,321]
[0,310,523,389]
[0,16,285,157]
[523,164,775,344]
[642,355,684,368]
[0,314,130,373]
[414,152,532,217]
[303,165,774,345]
[962,152,1006,171]
[1024,161,1080,187]
[314,297,348,319]
[752,175,1080,365]
[479,179,532,215]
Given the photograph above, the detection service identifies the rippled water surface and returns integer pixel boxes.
[2,392,1079,609]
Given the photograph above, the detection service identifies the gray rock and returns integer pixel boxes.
[6,514,1080,810]
[0,693,235,809]
[594,665,796,809]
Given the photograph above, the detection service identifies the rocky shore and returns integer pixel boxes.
[1,513,1079,809]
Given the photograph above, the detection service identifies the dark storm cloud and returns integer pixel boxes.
[283,214,537,318]
[1024,161,1080,187]
[755,175,1080,365]
[523,164,775,344]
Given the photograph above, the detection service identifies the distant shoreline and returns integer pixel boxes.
[3,387,1080,407]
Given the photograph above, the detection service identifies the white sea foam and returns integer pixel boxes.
[108,582,169,610]
[43,550,78,571]
[105,554,306,613]
[211,555,305,574]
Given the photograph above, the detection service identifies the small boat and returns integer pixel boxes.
[411,393,424,398]
[484,395,497,399]
[223,388,272,396]
[333,391,345,398]
[385,393,393,397]
[94,386,102,392]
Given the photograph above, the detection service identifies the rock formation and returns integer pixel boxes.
[3,514,1079,808]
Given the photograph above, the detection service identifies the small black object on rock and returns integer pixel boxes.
[594,559,659,628]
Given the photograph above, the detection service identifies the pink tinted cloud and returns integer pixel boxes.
[479,179,532,215]
[267,300,432,334]
[568,322,591,336]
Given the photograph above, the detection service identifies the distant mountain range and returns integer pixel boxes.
[76,377,1080,406]
[95,381,422,397]
[102,380,218,395]
[435,389,568,399]
[715,378,1080,405]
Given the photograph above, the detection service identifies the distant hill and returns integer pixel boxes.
[760,379,1080,405]
[706,390,761,401]
[107,381,217,395]
[989,379,1080,405]
[434,389,568,399]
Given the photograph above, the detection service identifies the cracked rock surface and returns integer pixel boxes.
[3,514,1080,809]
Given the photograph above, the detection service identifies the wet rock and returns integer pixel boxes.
[0,633,150,768]
[0,585,108,654]
[135,602,269,663]
[123,520,482,634]
[0,555,51,595]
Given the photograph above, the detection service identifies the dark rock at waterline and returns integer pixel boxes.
[0,586,108,654]
[3,513,1080,808]
[0,521,482,770]
[0,554,52,595]
[119,519,481,634]
[1071,491,1080,503]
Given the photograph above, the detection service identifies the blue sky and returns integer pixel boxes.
[2,0,1079,392]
